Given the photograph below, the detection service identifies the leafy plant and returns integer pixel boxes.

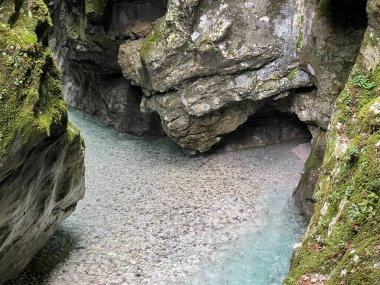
[347,192,378,221]
[343,95,354,105]
[329,190,343,203]
[345,186,354,197]
[370,179,380,191]
[353,74,376,90]
[343,145,360,162]
[348,203,360,220]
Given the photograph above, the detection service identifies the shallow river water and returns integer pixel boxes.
[11,109,307,285]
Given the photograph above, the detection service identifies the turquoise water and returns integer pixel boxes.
[189,188,306,285]
[11,108,307,284]
[69,108,307,285]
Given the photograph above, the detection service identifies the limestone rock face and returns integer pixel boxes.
[0,0,85,283]
[47,0,165,135]
[285,0,380,283]
[293,130,326,219]
[291,0,368,218]
[118,0,366,153]
[117,0,367,216]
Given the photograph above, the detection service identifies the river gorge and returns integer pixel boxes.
[0,0,379,284]
[11,109,307,284]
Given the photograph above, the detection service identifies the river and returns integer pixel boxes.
[10,108,307,285]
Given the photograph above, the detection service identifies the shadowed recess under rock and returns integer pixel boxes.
[216,110,312,152]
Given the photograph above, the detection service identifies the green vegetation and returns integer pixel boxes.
[140,18,164,59]
[0,0,72,158]
[296,30,303,50]
[85,0,109,17]
[285,30,380,284]
[287,67,299,80]
[353,73,376,91]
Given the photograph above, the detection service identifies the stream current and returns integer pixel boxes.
[11,108,307,285]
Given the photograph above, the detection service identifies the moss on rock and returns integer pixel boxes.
[285,13,380,284]
[85,0,109,17]
[0,0,69,158]
[0,0,85,282]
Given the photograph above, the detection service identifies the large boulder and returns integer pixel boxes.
[0,0,85,283]
[119,0,313,152]
[118,0,366,153]
[118,0,368,218]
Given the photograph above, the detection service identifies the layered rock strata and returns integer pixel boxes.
[0,0,85,283]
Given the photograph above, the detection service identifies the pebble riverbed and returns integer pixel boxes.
[10,109,308,285]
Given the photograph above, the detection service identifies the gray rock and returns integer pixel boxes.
[119,0,316,152]
[0,0,85,282]
[293,130,326,219]
[48,0,165,136]
[0,129,85,283]
[118,0,365,153]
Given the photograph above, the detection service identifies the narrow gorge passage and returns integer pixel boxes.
[10,109,307,285]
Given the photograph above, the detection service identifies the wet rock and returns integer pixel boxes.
[293,130,326,219]
[0,0,85,283]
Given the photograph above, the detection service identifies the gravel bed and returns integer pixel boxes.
[10,109,309,285]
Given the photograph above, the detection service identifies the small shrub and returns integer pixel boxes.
[348,203,360,220]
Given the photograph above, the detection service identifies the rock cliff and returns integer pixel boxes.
[46,0,165,135]
[0,0,85,283]
[118,0,366,153]
[285,0,380,283]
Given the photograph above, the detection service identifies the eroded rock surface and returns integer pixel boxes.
[119,0,313,152]
[0,0,85,283]
[118,0,366,153]
[47,0,165,135]
[116,0,368,218]
[286,0,380,283]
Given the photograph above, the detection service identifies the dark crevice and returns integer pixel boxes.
[214,107,312,153]
[8,0,23,27]
[35,21,50,46]
[102,0,167,37]
[326,0,368,29]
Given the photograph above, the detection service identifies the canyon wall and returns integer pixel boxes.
[1,0,377,283]
[0,0,85,283]
[47,0,165,135]
[49,0,371,218]
[285,0,380,283]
